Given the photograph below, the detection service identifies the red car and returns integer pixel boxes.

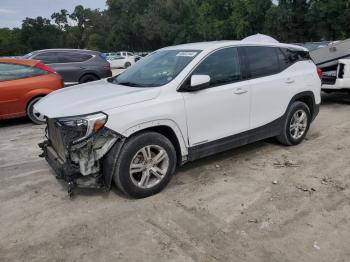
[0,59,64,124]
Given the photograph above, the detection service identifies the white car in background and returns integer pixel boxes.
[36,40,321,198]
[107,51,136,69]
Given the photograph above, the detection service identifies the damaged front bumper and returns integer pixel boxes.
[39,119,125,196]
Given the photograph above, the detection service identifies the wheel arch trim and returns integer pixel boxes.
[289,91,318,120]
[78,71,101,82]
[121,119,188,157]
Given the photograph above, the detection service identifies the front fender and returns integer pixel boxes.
[122,120,188,157]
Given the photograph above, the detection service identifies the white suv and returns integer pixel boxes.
[36,41,321,198]
[107,51,136,69]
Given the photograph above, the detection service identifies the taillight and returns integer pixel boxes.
[102,63,110,70]
[317,68,323,80]
[36,63,57,74]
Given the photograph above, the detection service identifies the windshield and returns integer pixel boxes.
[23,52,34,59]
[112,49,200,87]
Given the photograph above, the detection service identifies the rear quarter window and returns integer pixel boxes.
[280,48,310,64]
[0,63,47,81]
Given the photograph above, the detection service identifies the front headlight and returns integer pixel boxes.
[58,112,108,144]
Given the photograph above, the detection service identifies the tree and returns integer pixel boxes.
[309,0,349,40]
[51,9,69,30]
[264,0,312,42]
[0,28,26,55]
[2,0,350,56]
[230,0,272,39]
[20,17,63,51]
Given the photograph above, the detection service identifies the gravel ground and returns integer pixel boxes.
[0,92,350,262]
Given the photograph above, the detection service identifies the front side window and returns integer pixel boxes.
[113,50,200,87]
[244,46,280,79]
[33,52,60,64]
[192,47,241,87]
[0,63,46,81]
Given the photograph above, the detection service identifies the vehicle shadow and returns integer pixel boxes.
[177,139,275,174]
[0,117,32,128]
[321,91,350,105]
[63,139,277,199]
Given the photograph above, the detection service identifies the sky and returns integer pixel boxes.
[0,0,107,28]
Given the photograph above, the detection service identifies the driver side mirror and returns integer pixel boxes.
[184,75,211,92]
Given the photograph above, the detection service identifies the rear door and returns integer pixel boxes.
[53,52,93,83]
[243,46,293,129]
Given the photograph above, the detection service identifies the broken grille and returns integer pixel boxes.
[47,119,66,160]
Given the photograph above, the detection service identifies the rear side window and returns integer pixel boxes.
[192,47,241,87]
[244,46,279,79]
[34,52,60,64]
[277,48,293,71]
[0,63,46,81]
[58,52,93,63]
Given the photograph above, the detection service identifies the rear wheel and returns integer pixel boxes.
[113,132,177,198]
[277,101,311,146]
[27,97,45,125]
[124,62,131,68]
[79,74,99,83]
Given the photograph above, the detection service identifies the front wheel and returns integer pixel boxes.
[124,62,131,68]
[277,101,311,146]
[113,132,177,198]
[27,97,45,125]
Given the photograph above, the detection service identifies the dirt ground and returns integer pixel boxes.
[1,92,350,262]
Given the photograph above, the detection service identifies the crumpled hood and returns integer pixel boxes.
[35,79,160,118]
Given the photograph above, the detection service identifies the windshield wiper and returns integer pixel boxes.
[117,81,146,87]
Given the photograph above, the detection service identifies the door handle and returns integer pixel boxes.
[285,78,295,84]
[234,88,248,95]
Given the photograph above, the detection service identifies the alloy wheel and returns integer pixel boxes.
[289,109,308,140]
[129,145,170,189]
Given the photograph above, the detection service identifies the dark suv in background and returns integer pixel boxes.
[24,49,112,84]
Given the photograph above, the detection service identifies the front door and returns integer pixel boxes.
[181,47,251,147]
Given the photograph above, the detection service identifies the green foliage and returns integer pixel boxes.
[1,0,350,56]
[0,28,26,55]
[21,17,63,51]
[308,0,350,40]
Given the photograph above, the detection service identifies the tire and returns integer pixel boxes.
[79,74,99,83]
[124,62,131,68]
[277,101,311,146]
[27,97,46,125]
[113,132,177,198]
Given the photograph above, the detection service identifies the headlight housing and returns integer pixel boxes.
[58,112,108,145]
